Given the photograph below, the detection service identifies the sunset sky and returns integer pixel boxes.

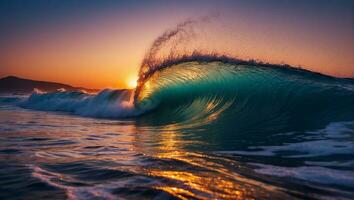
[0,0,353,89]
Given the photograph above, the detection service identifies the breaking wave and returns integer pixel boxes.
[15,17,354,132]
[20,89,140,118]
[15,56,354,134]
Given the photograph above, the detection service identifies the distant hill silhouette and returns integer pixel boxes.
[0,76,98,94]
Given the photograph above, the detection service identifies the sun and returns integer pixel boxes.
[127,77,138,89]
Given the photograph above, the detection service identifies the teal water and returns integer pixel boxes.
[1,61,354,199]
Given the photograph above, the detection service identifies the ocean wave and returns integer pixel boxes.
[16,17,354,129]
[20,89,141,118]
[16,56,354,134]
[133,58,354,133]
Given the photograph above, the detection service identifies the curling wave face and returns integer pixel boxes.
[20,57,354,134]
[134,58,354,133]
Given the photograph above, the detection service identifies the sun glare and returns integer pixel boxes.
[127,77,138,89]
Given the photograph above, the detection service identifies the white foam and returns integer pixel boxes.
[229,140,353,158]
[31,165,119,200]
[216,121,354,158]
[251,163,354,187]
[20,89,143,118]
[305,161,354,167]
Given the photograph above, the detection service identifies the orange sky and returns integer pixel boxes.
[0,1,353,89]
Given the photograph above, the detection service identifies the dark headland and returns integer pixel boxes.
[0,76,98,94]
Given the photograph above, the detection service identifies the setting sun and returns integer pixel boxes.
[127,77,138,89]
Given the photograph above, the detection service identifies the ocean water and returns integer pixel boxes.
[1,60,354,199]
